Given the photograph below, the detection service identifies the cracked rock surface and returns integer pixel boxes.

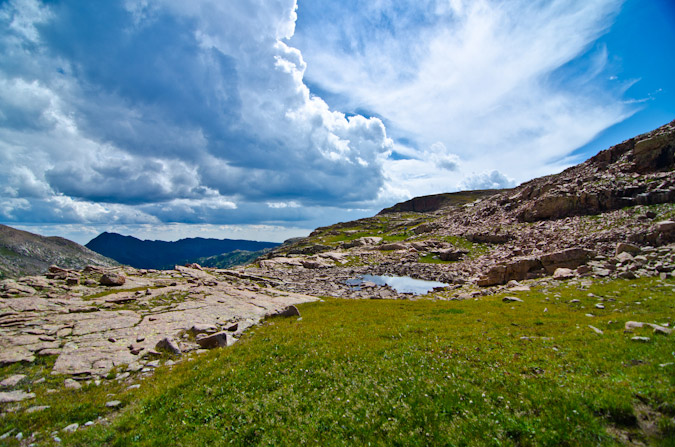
[0,265,315,379]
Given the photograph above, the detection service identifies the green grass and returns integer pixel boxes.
[2,277,674,446]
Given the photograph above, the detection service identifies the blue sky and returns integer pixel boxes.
[0,0,673,244]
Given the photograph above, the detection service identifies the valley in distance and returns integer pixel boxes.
[0,120,674,445]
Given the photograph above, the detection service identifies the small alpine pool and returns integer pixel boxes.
[346,274,449,295]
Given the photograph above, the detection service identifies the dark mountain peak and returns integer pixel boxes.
[85,232,280,269]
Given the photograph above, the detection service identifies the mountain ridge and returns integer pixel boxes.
[85,232,280,269]
[0,224,118,278]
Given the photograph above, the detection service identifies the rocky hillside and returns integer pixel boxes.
[0,225,117,279]
[247,120,675,298]
[378,189,503,214]
[85,232,279,269]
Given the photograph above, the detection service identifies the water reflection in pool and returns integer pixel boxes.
[346,274,449,295]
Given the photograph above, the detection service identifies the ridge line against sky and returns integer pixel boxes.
[0,0,673,244]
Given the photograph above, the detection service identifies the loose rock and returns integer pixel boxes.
[196,331,233,349]
[156,337,182,355]
[99,273,126,286]
[0,374,27,387]
[0,390,36,403]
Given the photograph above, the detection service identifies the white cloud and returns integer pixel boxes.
[0,0,393,235]
[292,0,633,193]
[458,170,515,191]
[267,201,301,209]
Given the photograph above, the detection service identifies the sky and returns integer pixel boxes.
[0,0,673,245]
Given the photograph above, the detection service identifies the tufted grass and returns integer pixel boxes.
[1,276,674,446]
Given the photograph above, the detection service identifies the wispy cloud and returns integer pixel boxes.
[293,0,635,199]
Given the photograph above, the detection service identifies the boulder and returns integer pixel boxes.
[196,331,233,349]
[505,257,543,279]
[64,378,82,390]
[632,134,675,173]
[553,268,575,280]
[624,321,672,334]
[436,249,468,261]
[65,276,80,286]
[413,223,434,234]
[271,305,301,318]
[155,337,182,355]
[656,220,675,232]
[477,265,507,287]
[0,280,36,296]
[301,259,328,269]
[539,248,595,274]
[47,265,70,280]
[100,273,126,286]
[616,242,640,255]
[63,423,79,433]
[615,252,634,263]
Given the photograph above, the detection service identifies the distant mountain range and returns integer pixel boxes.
[0,224,118,279]
[85,232,280,269]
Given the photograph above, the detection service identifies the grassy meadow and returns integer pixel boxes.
[1,276,674,446]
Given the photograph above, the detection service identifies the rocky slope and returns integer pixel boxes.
[245,120,675,298]
[0,225,117,279]
[378,189,503,214]
[0,264,314,380]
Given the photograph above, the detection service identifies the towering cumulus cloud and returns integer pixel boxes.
[0,0,392,228]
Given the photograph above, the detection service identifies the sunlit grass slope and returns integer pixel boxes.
[3,277,674,446]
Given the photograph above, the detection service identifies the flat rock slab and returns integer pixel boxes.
[53,340,140,376]
[0,268,317,379]
[70,310,141,336]
[0,390,35,403]
[0,348,35,365]
[0,374,27,387]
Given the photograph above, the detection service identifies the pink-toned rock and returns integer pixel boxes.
[272,305,301,317]
[616,242,640,255]
[0,390,35,403]
[100,273,126,286]
[540,248,595,274]
[656,220,675,232]
[156,337,182,355]
[553,268,575,280]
